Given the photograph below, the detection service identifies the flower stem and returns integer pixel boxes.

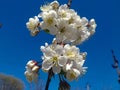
[45,69,54,90]
[67,0,72,8]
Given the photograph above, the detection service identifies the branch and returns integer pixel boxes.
[0,23,2,28]
[67,0,72,8]
[111,49,119,69]
[45,69,54,90]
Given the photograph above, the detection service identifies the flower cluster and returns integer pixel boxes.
[40,39,87,81]
[25,0,97,89]
[24,60,40,82]
[26,1,96,45]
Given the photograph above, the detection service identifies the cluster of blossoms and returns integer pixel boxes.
[24,60,40,82]
[25,0,97,89]
[26,1,96,45]
[41,39,87,81]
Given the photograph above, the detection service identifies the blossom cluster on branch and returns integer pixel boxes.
[41,39,87,81]
[26,1,96,45]
[24,0,97,89]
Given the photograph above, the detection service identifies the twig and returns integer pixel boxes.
[0,23,2,28]
[45,69,54,90]
[111,49,120,84]
[67,0,72,8]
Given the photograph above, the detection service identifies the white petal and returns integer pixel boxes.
[50,1,59,9]
[72,68,80,77]
[40,46,45,52]
[48,26,58,35]
[58,56,68,67]
[78,60,85,66]
[30,29,39,36]
[81,17,88,26]
[56,34,63,43]
[27,60,36,68]
[89,19,95,25]
[52,65,61,74]
[66,70,75,81]
[65,61,73,71]
[32,66,39,72]
[32,73,38,83]
[55,45,64,55]
[80,67,88,75]
[42,60,53,71]
[66,69,80,81]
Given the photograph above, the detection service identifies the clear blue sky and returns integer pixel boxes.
[0,0,120,90]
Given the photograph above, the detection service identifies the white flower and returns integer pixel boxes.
[40,1,59,12]
[26,16,40,36]
[58,4,76,21]
[41,43,68,74]
[63,44,84,62]
[40,4,52,12]
[88,19,97,35]
[24,60,40,83]
[64,60,87,81]
[24,71,38,83]
[71,17,95,45]
[26,60,37,68]
[66,68,80,81]
[32,65,40,72]
[50,1,59,9]
[40,10,58,35]
[55,19,69,43]
[41,42,87,78]
[63,24,78,43]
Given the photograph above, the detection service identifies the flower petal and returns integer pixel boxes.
[58,56,68,67]
[65,61,73,71]
[52,65,61,74]
[42,60,53,71]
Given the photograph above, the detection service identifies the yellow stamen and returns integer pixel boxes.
[52,56,58,62]
[70,72,76,79]
[67,51,75,58]
[46,18,53,25]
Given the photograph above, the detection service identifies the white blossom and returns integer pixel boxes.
[26,16,40,36]
[25,0,97,82]
[50,1,59,9]
[34,1,97,44]
[41,43,68,74]
[40,10,58,35]
[66,68,80,81]
[63,44,83,62]
[41,41,87,80]
[65,60,87,81]
[88,19,97,35]
[24,60,39,83]
[40,1,59,12]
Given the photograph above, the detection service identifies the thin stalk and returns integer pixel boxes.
[67,0,72,8]
[45,69,53,90]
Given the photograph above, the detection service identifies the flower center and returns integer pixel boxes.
[52,56,58,62]
[67,51,75,58]
[46,18,54,25]
[60,27,65,33]
[69,72,76,79]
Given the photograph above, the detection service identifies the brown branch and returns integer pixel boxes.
[0,23,2,28]
[67,0,72,8]
[45,69,54,90]
[111,50,119,69]
[111,49,120,84]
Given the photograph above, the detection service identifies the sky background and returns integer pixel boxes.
[0,0,120,90]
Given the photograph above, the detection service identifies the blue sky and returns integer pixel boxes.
[0,0,120,90]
